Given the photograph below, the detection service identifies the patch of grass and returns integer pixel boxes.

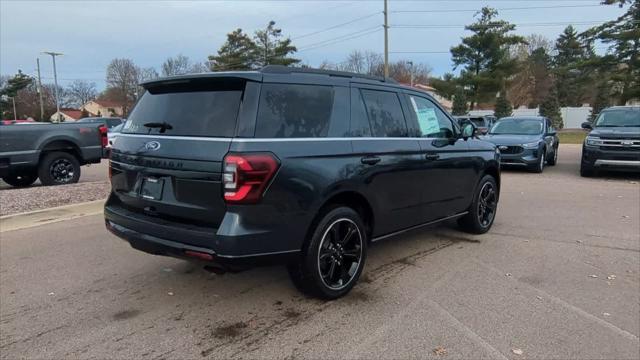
[558,130,588,144]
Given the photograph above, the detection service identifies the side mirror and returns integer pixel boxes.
[547,130,557,136]
[461,122,476,139]
[581,122,593,130]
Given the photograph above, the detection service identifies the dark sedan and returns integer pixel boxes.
[481,116,559,173]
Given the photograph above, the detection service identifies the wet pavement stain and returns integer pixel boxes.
[283,309,301,319]
[212,322,248,339]
[112,310,141,321]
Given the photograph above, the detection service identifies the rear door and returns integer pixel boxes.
[109,78,256,231]
[351,85,424,237]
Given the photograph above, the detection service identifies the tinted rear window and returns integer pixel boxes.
[123,89,242,137]
[255,83,334,138]
[360,89,408,137]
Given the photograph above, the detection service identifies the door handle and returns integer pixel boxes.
[361,156,381,165]
[425,153,440,161]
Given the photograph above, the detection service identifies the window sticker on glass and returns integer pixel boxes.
[410,97,440,136]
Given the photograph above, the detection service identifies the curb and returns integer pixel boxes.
[0,200,105,233]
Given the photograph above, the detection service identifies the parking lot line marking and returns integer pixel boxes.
[426,299,510,360]
[472,258,640,342]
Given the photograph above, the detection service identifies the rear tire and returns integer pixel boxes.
[2,171,37,188]
[458,175,498,234]
[38,152,81,186]
[287,206,367,300]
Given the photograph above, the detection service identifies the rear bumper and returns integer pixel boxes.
[104,201,300,268]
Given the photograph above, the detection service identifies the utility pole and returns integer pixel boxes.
[407,61,414,87]
[383,0,389,79]
[36,58,44,121]
[11,97,17,121]
[43,51,63,122]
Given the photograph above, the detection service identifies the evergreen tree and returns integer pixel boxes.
[539,87,563,129]
[0,70,32,98]
[429,73,458,100]
[253,21,300,67]
[583,0,639,105]
[553,26,594,106]
[450,7,525,109]
[494,91,513,119]
[529,47,553,108]
[0,70,33,120]
[451,87,468,115]
[209,29,256,71]
[590,82,611,121]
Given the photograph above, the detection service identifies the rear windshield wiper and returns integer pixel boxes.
[144,122,173,133]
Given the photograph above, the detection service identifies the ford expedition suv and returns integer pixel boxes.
[104,66,501,299]
[581,106,640,176]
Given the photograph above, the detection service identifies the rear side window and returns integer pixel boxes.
[255,83,334,138]
[107,118,122,128]
[123,90,242,137]
[360,89,408,137]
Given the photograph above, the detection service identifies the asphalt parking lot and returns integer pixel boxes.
[1,144,638,359]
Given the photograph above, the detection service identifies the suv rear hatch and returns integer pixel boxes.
[109,77,248,232]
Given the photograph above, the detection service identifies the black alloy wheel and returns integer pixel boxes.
[458,175,499,234]
[287,206,367,299]
[477,182,498,228]
[317,218,364,291]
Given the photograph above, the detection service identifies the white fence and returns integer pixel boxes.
[469,106,592,129]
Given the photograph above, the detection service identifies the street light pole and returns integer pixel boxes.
[36,58,45,121]
[43,51,63,122]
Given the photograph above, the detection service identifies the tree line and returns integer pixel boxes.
[1,0,637,124]
[434,0,638,128]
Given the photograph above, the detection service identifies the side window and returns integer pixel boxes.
[360,89,408,137]
[547,121,554,134]
[349,88,372,137]
[256,83,334,138]
[107,119,122,128]
[407,95,454,138]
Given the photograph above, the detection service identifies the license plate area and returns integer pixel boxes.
[140,177,164,200]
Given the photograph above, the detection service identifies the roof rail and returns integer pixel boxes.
[261,65,397,83]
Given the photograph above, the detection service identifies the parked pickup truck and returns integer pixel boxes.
[0,122,108,187]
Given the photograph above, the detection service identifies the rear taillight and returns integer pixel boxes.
[223,153,279,204]
[99,125,108,147]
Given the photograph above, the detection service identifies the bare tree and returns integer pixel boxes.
[343,50,365,73]
[106,58,139,114]
[363,51,383,76]
[189,62,209,74]
[66,80,97,107]
[161,54,191,77]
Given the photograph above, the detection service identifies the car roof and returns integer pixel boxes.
[140,65,437,101]
[498,116,546,121]
[602,106,640,111]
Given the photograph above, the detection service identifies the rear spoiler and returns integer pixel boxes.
[141,72,262,88]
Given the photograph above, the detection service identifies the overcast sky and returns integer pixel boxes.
[0,0,627,89]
